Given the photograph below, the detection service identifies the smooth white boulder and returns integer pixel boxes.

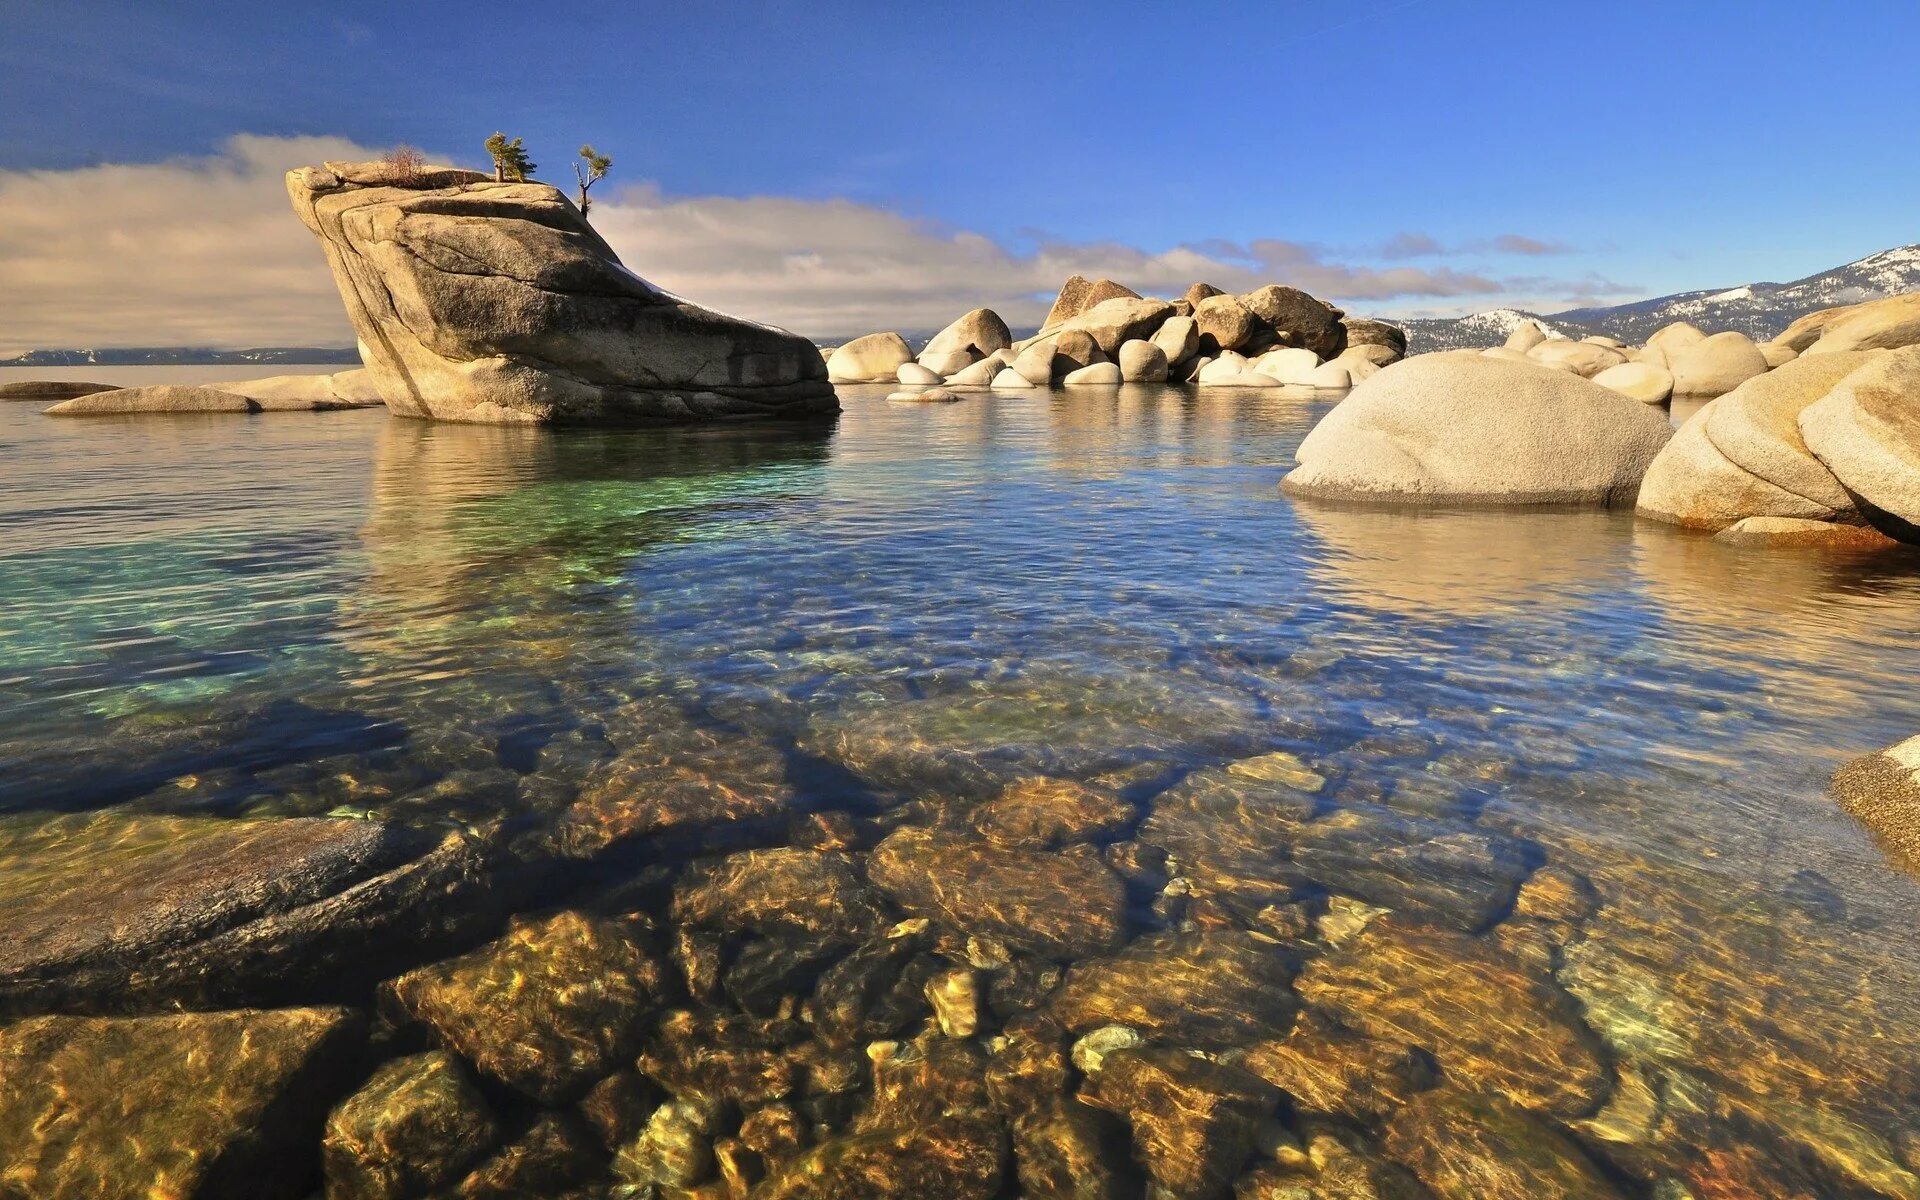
[1670,331,1770,397]
[1048,298,1178,355]
[1647,321,1708,362]
[1503,321,1548,353]
[896,362,942,385]
[1334,346,1386,383]
[1061,362,1123,386]
[1213,371,1285,388]
[887,386,962,403]
[829,333,913,383]
[990,368,1039,389]
[1528,339,1627,378]
[1582,335,1628,350]
[917,348,976,378]
[945,357,1000,387]
[1282,354,1673,506]
[921,308,1012,361]
[1117,340,1169,382]
[1306,363,1353,388]
[1150,316,1200,369]
[1799,346,1920,541]
[1196,352,1251,384]
[1759,342,1799,369]
[1252,348,1322,385]
[1592,362,1674,405]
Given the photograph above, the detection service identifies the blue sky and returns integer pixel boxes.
[2,0,1917,349]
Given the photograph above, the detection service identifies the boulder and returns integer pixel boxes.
[0,1006,365,1200]
[1759,341,1799,369]
[214,373,382,410]
[991,367,1039,389]
[828,333,913,383]
[1080,1047,1277,1200]
[1251,347,1321,385]
[1306,362,1352,388]
[1051,929,1298,1046]
[1646,320,1708,361]
[556,728,794,856]
[1150,315,1200,368]
[1830,735,1920,866]
[1714,516,1898,549]
[1336,349,1385,384]
[916,348,975,378]
[384,910,666,1103]
[1341,317,1408,358]
[1193,294,1259,354]
[756,1119,1005,1200]
[1799,346,1920,540]
[0,379,116,402]
[895,362,941,385]
[1503,321,1548,353]
[1383,1092,1627,1200]
[1238,1013,1426,1122]
[1590,361,1673,404]
[1296,920,1610,1117]
[1061,361,1122,386]
[1804,292,1920,354]
[1195,352,1250,384]
[288,161,835,422]
[1281,354,1672,506]
[1670,330,1770,396]
[1527,339,1627,378]
[888,386,962,403]
[1217,371,1284,388]
[1117,339,1169,382]
[922,307,1012,361]
[868,828,1126,958]
[45,385,261,415]
[1636,403,1834,529]
[1041,275,1096,330]
[322,1051,498,1200]
[1480,346,1536,364]
[1240,285,1346,359]
[971,777,1135,849]
[1774,303,1861,352]
[1289,806,1531,931]
[0,811,503,1015]
[1183,282,1225,308]
[1054,297,1178,355]
[673,847,888,943]
[946,356,1003,387]
[1581,335,1628,349]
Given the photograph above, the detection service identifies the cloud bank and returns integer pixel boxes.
[0,135,1634,355]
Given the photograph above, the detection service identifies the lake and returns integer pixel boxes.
[3,377,1919,1196]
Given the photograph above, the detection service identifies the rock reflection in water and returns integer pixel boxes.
[3,388,1920,1197]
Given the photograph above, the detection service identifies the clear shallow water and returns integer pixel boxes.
[5,383,1920,1193]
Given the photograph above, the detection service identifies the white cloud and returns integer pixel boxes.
[0,134,1633,355]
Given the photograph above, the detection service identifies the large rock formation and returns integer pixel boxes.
[1803,292,1920,354]
[1799,345,1920,540]
[1635,352,1877,530]
[1281,354,1672,506]
[287,160,835,424]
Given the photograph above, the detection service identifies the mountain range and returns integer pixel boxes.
[1397,244,1920,352]
[0,346,360,367]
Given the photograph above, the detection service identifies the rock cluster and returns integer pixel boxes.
[287,159,837,425]
[827,274,1406,396]
[43,371,388,416]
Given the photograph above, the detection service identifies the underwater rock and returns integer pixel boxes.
[970,776,1137,848]
[558,731,795,855]
[443,1113,604,1199]
[755,1118,1007,1200]
[1238,1012,1431,1122]
[1010,1097,1132,1200]
[806,936,939,1048]
[0,811,505,1015]
[868,828,1127,958]
[638,1009,797,1109]
[1382,1092,1626,1199]
[1289,807,1532,931]
[1831,734,1920,866]
[672,847,889,943]
[0,1006,364,1200]
[287,160,835,425]
[384,909,665,1104]
[1081,1046,1279,1200]
[1296,920,1609,1118]
[1052,929,1299,1047]
[1134,757,1322,913]
[322,1050,499,1200]
[613,1100,715,1189]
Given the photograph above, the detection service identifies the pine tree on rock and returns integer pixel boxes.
[573,144,612,215]
[483,132,535,182]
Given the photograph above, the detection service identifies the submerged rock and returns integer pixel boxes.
[1382,1092,1626,1199]
[1081,1046,1278,1200]
[384,909,665,1104]
[1296,920,1609,1118]
[445,1112,604,1198]
[0,811,501,1014]
[1289,806,1531,931]
[1238,1012,1431,1122]
[1713,515,1898,549]
[0,1006,364,1200]
[1134,755,1321,913]
[45,384,260,415]
[970,776,1137,848]
[1010,1097,1131,1200]
[0,379,115,401]
[755,1118,1007,1200]
[1281,355,1672,507]
[1052,929,1299,1046]
[212,371,386,410]
[672,847,889,943]
[557,730,794,855]
[287,160,835,424]
[868,827,1127,958]
[322,1050,499,1200]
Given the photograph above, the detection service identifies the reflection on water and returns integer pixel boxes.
[4,384,1920,1196]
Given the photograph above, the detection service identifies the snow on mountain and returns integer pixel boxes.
[1401,243,1920,352]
